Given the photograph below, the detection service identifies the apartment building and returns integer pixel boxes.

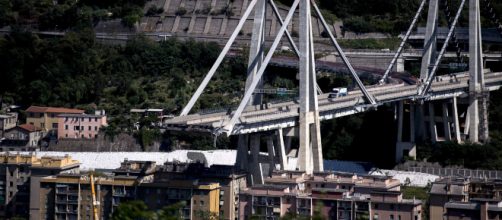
[239,171,422,220]
[33,160,239,220]
[57,110,107,139]
[0,113,17,137]
[155,161,247,220]
[430,177,502,220]
[3,124,43,147]
[429,177,470,220]
[25,106,84,134]
[0,153,80,219]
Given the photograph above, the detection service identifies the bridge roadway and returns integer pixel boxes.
[164,71,502,135]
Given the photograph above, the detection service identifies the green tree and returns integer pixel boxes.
[111,200,155,220]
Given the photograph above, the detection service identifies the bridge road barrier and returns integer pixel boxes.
[405,166,502,180]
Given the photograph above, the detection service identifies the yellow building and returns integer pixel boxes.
[35,172,221,220]
[25,106,84,133]
[0,153,80,219]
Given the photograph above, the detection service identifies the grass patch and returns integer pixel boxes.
[337,38,402,50]
[401,186,429,201]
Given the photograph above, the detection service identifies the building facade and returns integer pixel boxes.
[0,153,80,219]
[26,106,84,134]
[57,111,107,139]
[3,124,43,147]
[430,177,502,220]
[155,162,247,220]
[35,167,222,220]
[239,171,422,220]
[0,113,17,137]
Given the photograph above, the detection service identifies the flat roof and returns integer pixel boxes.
[10,150,237,170]
[26,106,84,114]
[58,114,104,118]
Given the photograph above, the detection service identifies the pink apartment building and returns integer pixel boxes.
[57,111,107,139]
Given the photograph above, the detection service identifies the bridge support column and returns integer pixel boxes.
[468,0,488,143]
[276,129,288,170]
[416,104,427,141]
[297,0,323,174]
[420,0,439,81]
[236,135,250,170]
[428,102,438,143]
[266,137,276,175]
[397,101,404,142]
[245,0,266,106]
[250,134,264,185]
[452,96,462,143]
[396,57,405,73]
[442,102,452,141]
[396,101,417,162]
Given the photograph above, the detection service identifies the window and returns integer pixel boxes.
[398,215,401,220]
[65,125,68,130]
[65,134,68,138]
[95,126,98,131]
[374,204,379,209]
[80,126,84,131]
[88,126,92,131]
[29,122,34,125]
[374,214,379,220]
[95,118,98,122]
[81,118,84,121]
[200,200,204,206]
[89,134,92,138]
[50,113,55,117]
[52,123,58,129]
[74,126,79,131]
[40,123,45,128]
[89,118,91,122]
[81,134,84,138]
[390,214,394,220]
[29,113,34,117]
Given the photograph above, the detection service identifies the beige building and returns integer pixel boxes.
[0,153,80,219]
[151,161,247,220]
[3,124,43,147]
[32,160,241,220]
[444,198,502,220]
[429,178,471,220]
[239,171,422,220]
[0,113,17,137]
[429,177,502,220]
[25,106,84,135]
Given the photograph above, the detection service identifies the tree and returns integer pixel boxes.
[111,200,155,220]
[156,201,186,220]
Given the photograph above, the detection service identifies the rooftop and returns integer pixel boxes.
[17,124,42,132]
[58,113,105,118]
[26,106,84,114]
[11,150,237,170]
[0,153,80,169]
[430,178,469,196]
[130,109,163,113]
[0,113,16,119]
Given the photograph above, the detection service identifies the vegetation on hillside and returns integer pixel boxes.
[276,0,502,34]
[0,0,148,29]
[0,29,247,149]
